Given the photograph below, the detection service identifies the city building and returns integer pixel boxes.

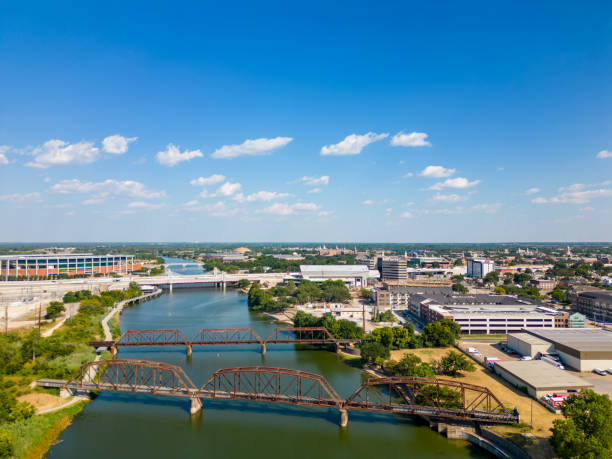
[271,254,304,261]
[568,312,586,328]
[409,256,450,268]
[529,278,556,292]
[298,265,379,287]
[493,361,592,397]
[381,258,407,282]
[508,328,612,371]
[575,290,612,323]
[0,253,139,279]
[408,292,567,334]
[466,259,495,278]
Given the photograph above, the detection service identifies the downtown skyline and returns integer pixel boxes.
[1,1,611,242]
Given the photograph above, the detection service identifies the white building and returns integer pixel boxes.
[467,259,495,278]
[299,265,379,287]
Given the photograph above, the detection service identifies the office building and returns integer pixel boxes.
[298,265,379,287]
[466,259,494,278]
[381,258,407,282]
[575,291,612,323]
[0,253,139,279]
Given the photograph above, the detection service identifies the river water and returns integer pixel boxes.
[48,259,488,458]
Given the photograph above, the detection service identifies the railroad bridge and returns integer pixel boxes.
[89,327,357,357]
[40,359,519,426]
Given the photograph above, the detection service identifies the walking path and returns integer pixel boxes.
[100,288,162,341]
[42,303,80,338]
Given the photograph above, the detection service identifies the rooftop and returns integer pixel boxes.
[495,361,593,390]
[300,265,369,275]
[508,333,550,346]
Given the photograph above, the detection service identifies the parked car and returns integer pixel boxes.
[520,356,532,361]
[467,347,478,354]
[593,368,608,376]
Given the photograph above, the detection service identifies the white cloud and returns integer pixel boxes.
[385,208,392,216]
[264,202,320,215]
[435,207,464,215]
[318,210,335,217]
[525,187,540,195]
[596,150,612,159]
[581,206,595,212]
[102,135,137,154]
[156,144,203,167]
[390,132,431,147]
[532,188,612,204]
[432,193,465,202]
[0,192,42,202]
[0,146,9,165]
[420,165,455,178]
[558,183,584,192]
[82,197,105,205]
[65,210,76,217]
[216,181,242,197]
[400,211,414,218]
[190,174,226,186]
[211,137,293,159]
[127,201,165,210]
[362,200,374,205]
[301,175,329,186]
[472,203,502,214]
[25,140,100,168]
[402,172,414,178]
[320,132,388,156]
[236,191,289,202]
[429,177,481,190]
[307,188,322,194]
[51,179,165,199]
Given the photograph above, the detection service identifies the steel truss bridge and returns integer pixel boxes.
[89,327,358,356]
[51,359,518,426]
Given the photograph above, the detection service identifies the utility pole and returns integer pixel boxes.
[38,303,42,332]
[362,302,366,333]
[4,303,7,336]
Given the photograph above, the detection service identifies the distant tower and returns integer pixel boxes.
[566,246,572,256]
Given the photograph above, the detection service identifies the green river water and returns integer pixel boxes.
[48,262,490,458]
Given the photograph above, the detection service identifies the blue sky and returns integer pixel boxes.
[0,1,611,242]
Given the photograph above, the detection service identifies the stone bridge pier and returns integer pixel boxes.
[190,396,203,415]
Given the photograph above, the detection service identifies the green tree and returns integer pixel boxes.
[483,271,499,285]
[436,350,476,376]
[452,283,468,294]
[45,301,65,319]
[494,286,506,295]
[390,354,435,377]
[0,429,13,459]
[422,319,461,347]
[236,279,250,289]
[359,288,371,299]
[550,389,612,459]
[360,341,390,365]
[416,385,462,409]
[295,280,322,303]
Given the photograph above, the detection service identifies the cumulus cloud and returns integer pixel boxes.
[435,207,464,215]
[403,172,414,178]
[300,175,329,186]
[127,201,165,210]
[307,188,322,194]
[472,203,502,214]
[102,135,137,154]
[400,211,414,218]
[432,193,465,202]
[211,137,293,159]
[420,165,455,178]
[362,200,374,205]
[0,192,42,202]
[320,132,388,156]
[156,144,203,167]
[525,187,540,195]
[234,191,290,202]
[318,210,335,217]
[0,146,9,165]
[532,188,612,204]
[51,179,165,200]
[429,177,480,190]
[190,174,226,186]
[216,181,242,197]
[596,150,612,159]
[264,202,320,215]
[390,132,431,147]
[25,140,100,168]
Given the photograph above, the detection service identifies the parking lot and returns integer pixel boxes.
[570,372,612,397]
[457,340,520,364]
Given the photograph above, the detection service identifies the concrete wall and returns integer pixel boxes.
[507,334,553,358]
[557,350,612,371]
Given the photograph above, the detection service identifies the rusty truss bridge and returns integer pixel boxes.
[89,327,357,356]
[55,359,519,426]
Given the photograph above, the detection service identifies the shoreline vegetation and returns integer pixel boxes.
[0,283,143,459]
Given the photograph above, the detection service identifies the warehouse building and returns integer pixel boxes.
[494,360,592,397]
[299,265,379,287]
[508,328,612,371]
[0,253,139,280]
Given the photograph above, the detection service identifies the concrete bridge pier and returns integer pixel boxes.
[261,343,266,355]
[190,396,203,415]
[59,387,73,398]
[339,408,348,427]
[110,345,118,358]
[169,283,173,293]
[186,343,192,358]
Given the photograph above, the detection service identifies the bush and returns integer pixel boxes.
[0,429,13,459]
[360,342,389,365]
[45,302,65,320]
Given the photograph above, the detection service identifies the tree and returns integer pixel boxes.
[436,350,475,376]
[236,279,250,289]
[550,389,612,458]
[390,354,435,377]
[45,301,65,320]
[0,429,13,459]
[452,283,468,293]
[360,341,390,365]
[295,280,321,303]
[494,286,506,295]
[416,386,462,409]
[359,288,371,299]
[422,319,461,347]
[483,271,499,285]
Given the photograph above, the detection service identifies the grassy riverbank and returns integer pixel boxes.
[3,401,88,459]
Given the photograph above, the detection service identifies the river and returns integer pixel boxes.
[48,258,489,458]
